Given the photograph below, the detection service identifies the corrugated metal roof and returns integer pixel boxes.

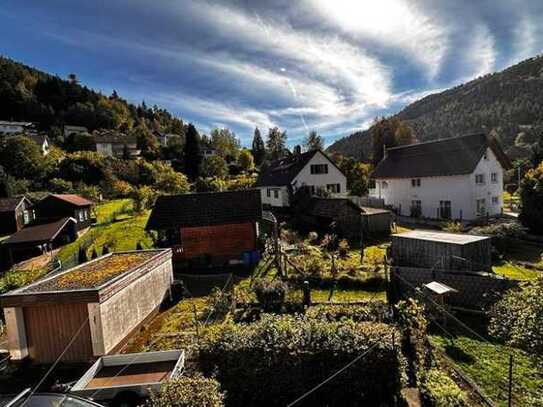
[392,230,489,245]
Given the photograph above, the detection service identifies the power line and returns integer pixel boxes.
[286,335,390,407]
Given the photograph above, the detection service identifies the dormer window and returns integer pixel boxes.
[310,164,328,174]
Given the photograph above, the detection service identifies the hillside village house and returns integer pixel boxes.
[0,197,34,236]
[33,194,95,231]
[369,134,511,220]
[0,121,37,136]
[95,131,140,158]
[63,124,88,140]
[256,149,347,208]
[28,134,50,156]
[146,190,262,268]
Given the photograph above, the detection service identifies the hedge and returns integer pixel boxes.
[421,368,467,407]
[305,302,390,323]
[198,315,401,406]
[148,375,224,407]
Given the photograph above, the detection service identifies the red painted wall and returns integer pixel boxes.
[180,222,256,259]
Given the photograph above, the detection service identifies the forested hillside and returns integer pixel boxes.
[329,54,543,161]
[0,56,184,134]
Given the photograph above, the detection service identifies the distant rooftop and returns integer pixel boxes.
[392,230,489,245]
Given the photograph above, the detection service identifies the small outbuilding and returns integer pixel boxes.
[0,249,173,363]
[146,190,262,269]
[1,217,77,265]
[33,194,95,231]
[391,230,492,271]
[304,198,391,239]
[0,196,34,236]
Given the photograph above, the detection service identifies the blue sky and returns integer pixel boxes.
[2,0,543,147]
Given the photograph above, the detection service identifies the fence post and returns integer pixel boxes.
[508,354,513,407]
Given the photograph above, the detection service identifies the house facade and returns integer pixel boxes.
[369,134,511,221]
[33,194,95,231]
[0,121,37,136]
[146,190,262,269]
[256,149,347,208]
[0,197,34,236]
[95,131,140,158]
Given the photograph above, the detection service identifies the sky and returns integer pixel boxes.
[1,0,543,147]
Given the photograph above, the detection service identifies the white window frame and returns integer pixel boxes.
[310,164,328,174]
[491,172,498,183]
[475,174,485,185]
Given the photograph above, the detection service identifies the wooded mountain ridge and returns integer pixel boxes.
[328,54,543,162]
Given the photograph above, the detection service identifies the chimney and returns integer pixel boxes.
[294,145,302,155]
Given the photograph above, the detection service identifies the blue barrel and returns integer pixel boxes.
[242,251,252,266]
[250,250,261,264]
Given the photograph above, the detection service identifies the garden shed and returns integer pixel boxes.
[391,230,491,271]
[0,249,172,363]
[33,194,94,231]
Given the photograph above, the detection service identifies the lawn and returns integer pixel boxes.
[431,335,543,406]
[57,199,152,266]
[310,287,386,302]
[492,262,540,280]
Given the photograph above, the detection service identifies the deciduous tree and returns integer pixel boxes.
[304,130,324,151]
[266,127,288,161]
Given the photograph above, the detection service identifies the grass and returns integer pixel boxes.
[310,288,386,303]
[492,262,540,280]
[94,198,134,223]
[57,202,152,265]
[431,335,543,406]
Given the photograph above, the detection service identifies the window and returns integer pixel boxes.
[326,184,341,194]
[491,172,498,183]
[410,200,422,217]
[369,179,376,189]
[411,178,421,187]
[439,200,451,220]
[310,164,328,174]
[476,198,486,216]
[23,210,31,225]
[78,210,85,222]
[475,174,485,185]
[266,189,271,198]
[274,190,279,199]
[492,196,499,205]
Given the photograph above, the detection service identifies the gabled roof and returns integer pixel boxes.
[371,133,512,179]
[3,217,76,245]
[256,149,342,187]
[0,197,30,213]
[306,198,361,219]
[146,190,262,230]
[46,194,94,207]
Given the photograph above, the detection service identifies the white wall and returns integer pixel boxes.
[292,151,347,197]
[259,186,289,207]
[96,142,114,157]
[370,147,504,220]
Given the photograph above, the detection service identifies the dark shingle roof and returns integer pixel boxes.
[0,197,26,212]
[3,217,75,245]
[146,190,262,230]
[307,198,361,219]
[371,133,512,179]
[256,150,320,187]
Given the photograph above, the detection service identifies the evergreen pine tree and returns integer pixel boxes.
[251,127,266,166]
[78,247,88,264]
[183,124,203,181]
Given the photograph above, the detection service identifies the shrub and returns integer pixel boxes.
[305,302,389,323]
[202,287,233,322]
[442,221,464,233]
[48,178,74,193]
[110,179,133,198]
[519,162,543,234]
[253,279,288,311]
[421,368,467,407]
[338,238,350,258]
[488,276,543,362]
[198,315,401,406]
[148,375,224,407]
[131,186,156,213]
[395,298,427,339]
[307,231,319,243]
[471,222,527,253]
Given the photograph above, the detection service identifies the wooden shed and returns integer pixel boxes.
[0,197,34,236]
[391,230,491,271]
[0,249,172,364]
[33,194,95,231]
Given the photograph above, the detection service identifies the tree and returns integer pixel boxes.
[133,122,159,160]
[304,130,324,151]
[370,117,415,166]
[0,135,46,180]
[266,127,287,161]
[251,127,266,166]
[333,154,371,196]
[238,150,255,172]
[131,186,156,213]
[149,375,224,407]
[210,128,240,161]
[202,155,228,178]
[531,133,543,167]
[183,124,202,181]
[78,247,88,264]
[519,162,543,234]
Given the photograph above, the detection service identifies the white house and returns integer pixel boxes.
[95,131,140,158]
[0,121,37,136]
[256,149,347,208]
[369,133,511,220]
